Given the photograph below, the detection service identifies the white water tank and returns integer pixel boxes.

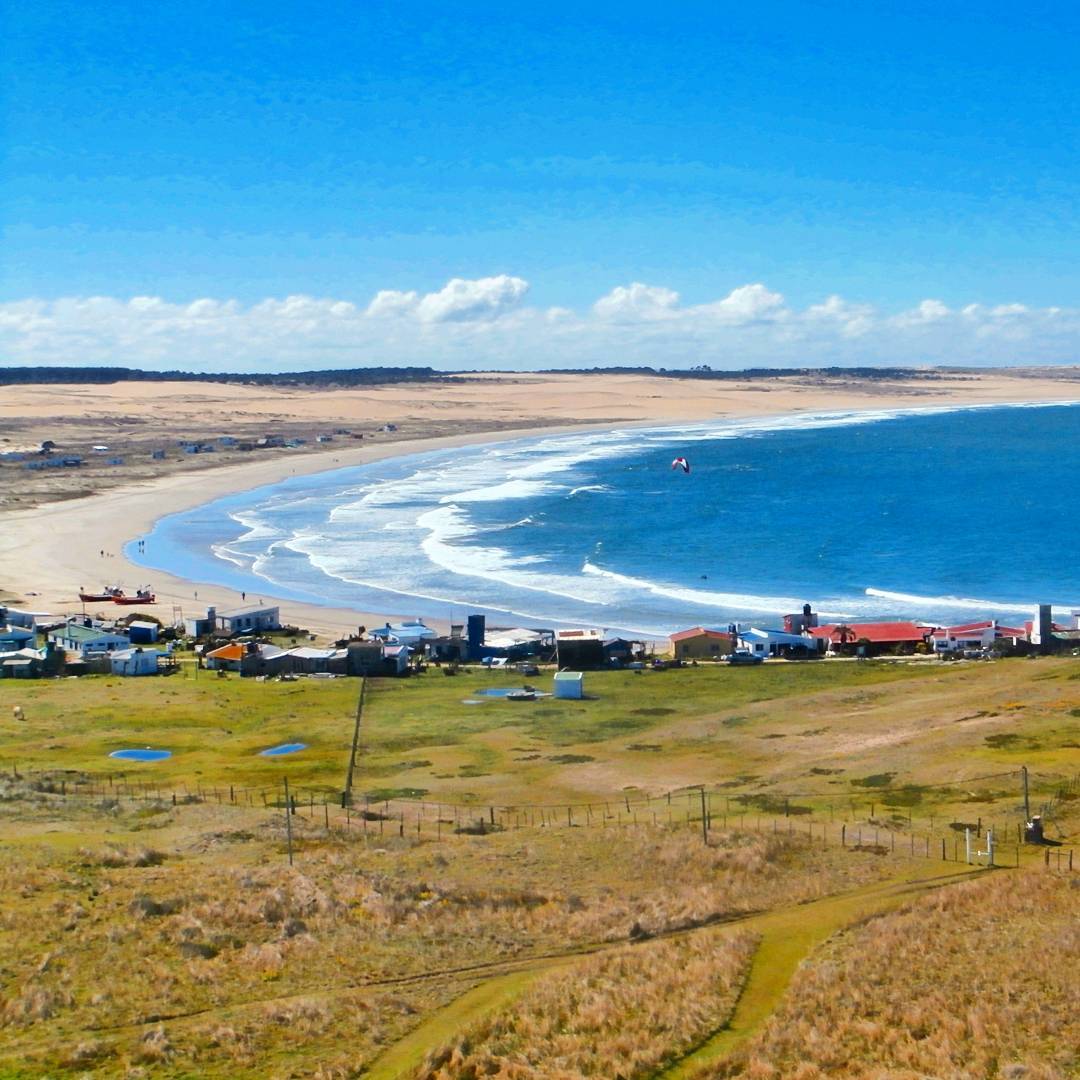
[553,671,584,699]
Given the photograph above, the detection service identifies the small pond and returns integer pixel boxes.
[109,748,172,762]
[259,742,308,757]
[472,687,550,698]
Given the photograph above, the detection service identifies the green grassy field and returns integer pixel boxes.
[2,656,1076,824]
[0,656,1076,1078]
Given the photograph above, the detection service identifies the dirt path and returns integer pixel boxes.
[362,860,989,1080]
[655,865,985,1079]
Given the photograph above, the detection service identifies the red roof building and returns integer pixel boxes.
[669,627,733,660]
[811,622,930,647]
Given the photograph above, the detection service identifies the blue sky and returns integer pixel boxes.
[3,1,1080,369]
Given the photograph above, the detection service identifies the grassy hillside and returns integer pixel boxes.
[0,655,1076,1078]
[3,656,1076,824]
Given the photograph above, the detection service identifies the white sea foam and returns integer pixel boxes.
[582,562,855,620]
[441,479,558,503]
[864,587,1039,614]
[192,400,1079,630]
[417,505,608,604]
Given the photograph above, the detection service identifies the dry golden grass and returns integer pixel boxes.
[715,870,1079,1080]
[0,790,918,1078]
[417,929,758,1079]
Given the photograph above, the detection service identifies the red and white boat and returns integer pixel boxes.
[113,588,156,605]
[79,586,124,602]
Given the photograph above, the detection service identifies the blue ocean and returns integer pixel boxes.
[129,403,1080,636]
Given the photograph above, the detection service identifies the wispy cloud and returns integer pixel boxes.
[1,277,1078,370]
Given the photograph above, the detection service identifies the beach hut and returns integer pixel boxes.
[127,620,160,645]
[553,671,584,699]
[215,605,281,634]
[110,647,161,677]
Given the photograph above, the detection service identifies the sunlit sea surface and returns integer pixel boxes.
[129,403,1080,636]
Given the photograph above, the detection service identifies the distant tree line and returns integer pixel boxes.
[0,366,448,387]
[0,364,965,386]
[537,365,958,380]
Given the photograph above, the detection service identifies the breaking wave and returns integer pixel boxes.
[132,402,1080,634]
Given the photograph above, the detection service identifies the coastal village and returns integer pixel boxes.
[2,593,1077,682]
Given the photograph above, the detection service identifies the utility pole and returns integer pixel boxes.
[283,777,294,866]
[699,787,708,845]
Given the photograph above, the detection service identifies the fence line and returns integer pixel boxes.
[9,763,1074,871]
[7,762,1076,827]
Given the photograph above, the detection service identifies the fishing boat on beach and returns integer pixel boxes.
[113,588,156,605]
[79,586,124,602]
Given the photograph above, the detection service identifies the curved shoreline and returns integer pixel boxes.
[3,384,1078,640]
[0,422,620,637]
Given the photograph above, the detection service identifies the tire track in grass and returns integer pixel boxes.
[654,865,989,1080]
[362,862,989,1080]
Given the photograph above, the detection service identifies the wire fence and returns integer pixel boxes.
[8,761,1075,871]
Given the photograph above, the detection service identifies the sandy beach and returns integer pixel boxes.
[1,368,1078,637]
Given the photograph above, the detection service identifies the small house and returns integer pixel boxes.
[215,605,280,634]
[0,648,44,678]
[346,642,384,675]
[555,628,605,669]
[151,449,166,460]
[126,620,160,645]
[603,637,647,665]
[930,620,1028,654]
[0,624,35,651]
[0,606,45,630]
[110,647,161,676]
[553,670,584,699]
[203,642,246,671]
[369,620,436,645]
[668,627,733,660]
[184,607,217,638]
[48,620,129,657]
[736,627,820,659]
[381,644,412,675]
[285,646,346,674]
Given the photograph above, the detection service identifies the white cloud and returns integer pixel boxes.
[2,276,1079,371]
[593,282,681,321]
[894,298,951,327]
[414,275,529,322]
[365,289,420,318]
[698,283,786,324]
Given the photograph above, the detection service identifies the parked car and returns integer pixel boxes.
[515,662,540,676]
[727,650,764,665]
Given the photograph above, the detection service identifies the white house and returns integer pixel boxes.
[285,646,340,673]
[736,627,820,658]
[110,647,162,676]
[215,604,281,634]
[48,620,130,657]
[553,670,584,699]
[0,624,35,651]
[369,620,436,644]
[381,643,412,674]
[0,606,45,630]
[0,648,45,678]
[930,620,1028,654]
